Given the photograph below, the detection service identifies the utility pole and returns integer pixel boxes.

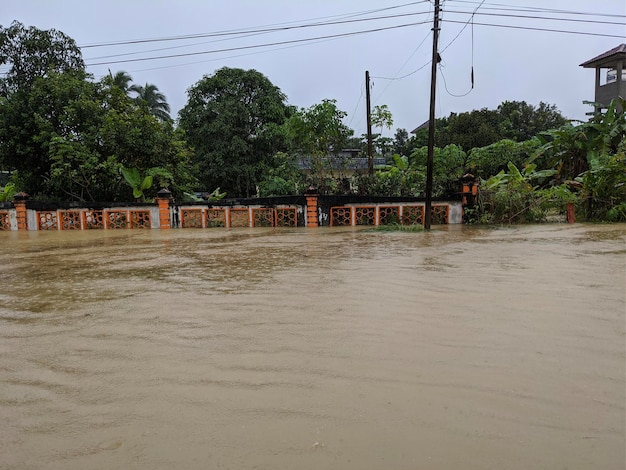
[366,70,374,175]
[424,0,441,230]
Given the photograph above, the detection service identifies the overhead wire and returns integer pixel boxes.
[85,20,433,66]
[440,19,625,38]
[85,11,434,61]
[80,1,432,49]
[349,2,434,133]
[442,10,626,27]
[444,0,626,18]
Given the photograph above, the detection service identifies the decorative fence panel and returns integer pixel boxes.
[0,197,461,231]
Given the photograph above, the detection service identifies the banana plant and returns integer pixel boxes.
[0,182,16,202]
[121,166,173,202]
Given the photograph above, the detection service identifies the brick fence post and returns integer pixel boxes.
[304,187,319,228]
[566,202,575,223]
[13,192,29,231]
[156,188,173,229]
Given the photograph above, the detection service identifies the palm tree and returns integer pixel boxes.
[109,70,134,96]
[131,83,172,122]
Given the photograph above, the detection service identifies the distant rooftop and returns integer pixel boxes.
[580,44,626,68]
[296,155,386,171]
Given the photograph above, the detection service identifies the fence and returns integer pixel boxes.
[0,191,464,231]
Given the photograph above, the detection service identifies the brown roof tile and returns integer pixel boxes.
[580,44,626,68]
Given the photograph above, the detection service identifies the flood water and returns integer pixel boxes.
[1,224,624,469]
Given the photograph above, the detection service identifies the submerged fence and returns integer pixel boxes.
[0,191,469,231]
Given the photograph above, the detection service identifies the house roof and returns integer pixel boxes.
[580,44,626,68]
[296,155,386,171]
[410,120,429,134]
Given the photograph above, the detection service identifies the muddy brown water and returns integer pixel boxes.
[1,224,624,469]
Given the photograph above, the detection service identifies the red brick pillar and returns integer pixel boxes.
[566,202,575,224]
[305,188,319,228]
[156,189,173,229]
[13,192,29,231]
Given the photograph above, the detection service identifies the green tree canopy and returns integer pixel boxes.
[0,21,84,94]
[497,100,568,142]
[178,67,291,197]
[285,99,353,156]
[109,70,135,95]
[400,100,568,158]
[130,82,172,122]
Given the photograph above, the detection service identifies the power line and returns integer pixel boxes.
[122,35,343,75]
[441,18,625,38]
[444,0,626,18]
[442,9,626,27]
[85,20,432,67]
[347,81,366,128]
[80,2,431,49]
[439,64,473,97]
[84,10,433,61]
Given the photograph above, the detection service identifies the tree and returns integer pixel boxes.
[285,99,353,155]
[283,99,355,192]
[497,100,567,142]
[534,98,626,181]
[131,82,172,122]
[467,138,541,179]
[178,67,290,197]
[371,104,393,133]
[392,128,410,156]
[109,70,135,95]
[0,21,84,94]
[0,22,87,193]
[401,101,568,159]
[411,144,468,197]
[371,104,394,157]
[437,108,502,149]
[0,24,194,201]
[0,68,100,196]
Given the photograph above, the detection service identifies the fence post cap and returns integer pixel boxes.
[156,188,172,199]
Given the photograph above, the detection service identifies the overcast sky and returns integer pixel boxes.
[3,1,625,137]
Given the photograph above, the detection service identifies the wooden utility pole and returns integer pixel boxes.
[366,70,374,175]
[424,0,441,230]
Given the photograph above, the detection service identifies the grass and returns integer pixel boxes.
[367,223,424,232]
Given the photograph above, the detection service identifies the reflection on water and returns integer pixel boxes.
[1,224,625,469]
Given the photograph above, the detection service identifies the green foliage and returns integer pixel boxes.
[369,223,424,232]
[410,144,467,197]
[497,101,567,142]
[285,99,353,156]
[183,187,226,202]
[400,101,566,159]
[534,98,626,181]
[0,60,194,201]
[0,21,84,94]
[47,136,122,201]
[179,67,290,198]
[371,104,393,132]
[258,152,303,197]
[0,69,103,197]
[436,108,502,150]
[392,128,410,156]
[576,153,626,221]
[353,154,424,197]
[467,138,541,179]
[130,82,172,122]
[479,162,564,224]
[120,166,176,201]
[0,182,16,202]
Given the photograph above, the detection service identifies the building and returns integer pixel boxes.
[580,44,626,112]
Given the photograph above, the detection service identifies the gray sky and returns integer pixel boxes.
[3,1,625,138]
